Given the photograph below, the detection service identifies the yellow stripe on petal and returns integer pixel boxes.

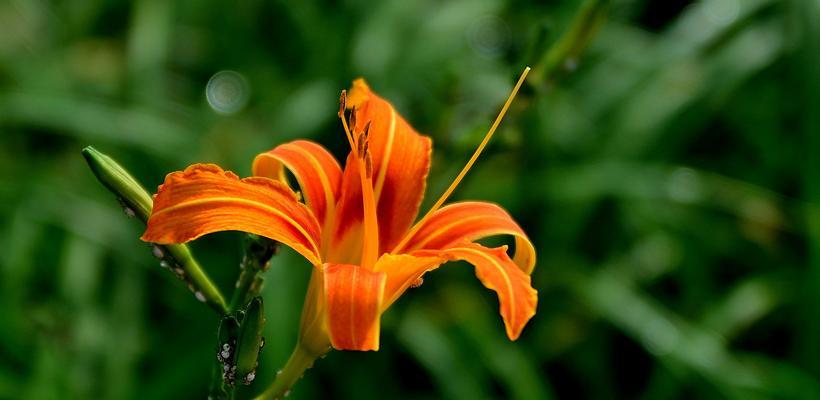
[252,140,342,233]
[142,164,323,266]
[334,79,433,254]
[374,253,445,310]
[323,263,386,351]
[400,201,536,274]
[415,242,537,340]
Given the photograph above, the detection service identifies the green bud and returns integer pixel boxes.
[81,146,152,221]
[211,315,240,395]
[82,146,228,314]
[235,297,265,385]
[217,315,240,365]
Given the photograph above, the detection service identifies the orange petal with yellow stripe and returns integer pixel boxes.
[334,79,432,254]
[252,140,342,231]
[400,202,536,274]
[323,263,386,351]
[142,164,323,266]
[374,253,446,309]
[417,242,537,340]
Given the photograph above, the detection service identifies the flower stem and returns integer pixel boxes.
[229,235,277,313]
[253,343,327,400]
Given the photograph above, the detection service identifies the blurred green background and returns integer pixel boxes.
[2,0,820,398]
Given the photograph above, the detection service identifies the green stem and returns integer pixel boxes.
[167,244,228,314]
[229,235,277,313]
[528,0,610,87]
[253,344,326,400]
[82,146,228,314]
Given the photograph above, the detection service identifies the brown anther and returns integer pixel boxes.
[410,277,424,288]
[338,90,347,118]
[362,140,369,157]
[363,121,371,139]
[357,133,366,156]
[349,109,357,131]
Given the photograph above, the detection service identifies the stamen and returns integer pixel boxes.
[357,133,366,155]
[364,152,373,178]
[358,142,379,269]
[362,121,371,140]
[338,90,347,118]
[338,96,379,268]
[393,66,530,253]
[338,94,358,157]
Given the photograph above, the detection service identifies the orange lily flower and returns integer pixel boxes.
[142,73,537,352]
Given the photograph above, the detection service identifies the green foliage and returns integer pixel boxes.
[1,0,818,399]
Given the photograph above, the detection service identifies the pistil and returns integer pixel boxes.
[393,66,530,253]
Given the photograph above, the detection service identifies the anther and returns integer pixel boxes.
[357,133,366,155]
[410,277,424,288]
[338,90,347,117]
[362,120,371,139]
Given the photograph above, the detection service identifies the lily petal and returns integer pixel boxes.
[142,164,323,266]
[400,202,536,274]
[335,79,432,254]
[374,253,446,309]
[416,242,537,340]
[323,263,386,351]
[252,140,342,232]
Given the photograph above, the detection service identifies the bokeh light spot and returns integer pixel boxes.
[467,15,511,59]
[206,70,250,115]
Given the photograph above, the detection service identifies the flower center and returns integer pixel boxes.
[339,92,380,269]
